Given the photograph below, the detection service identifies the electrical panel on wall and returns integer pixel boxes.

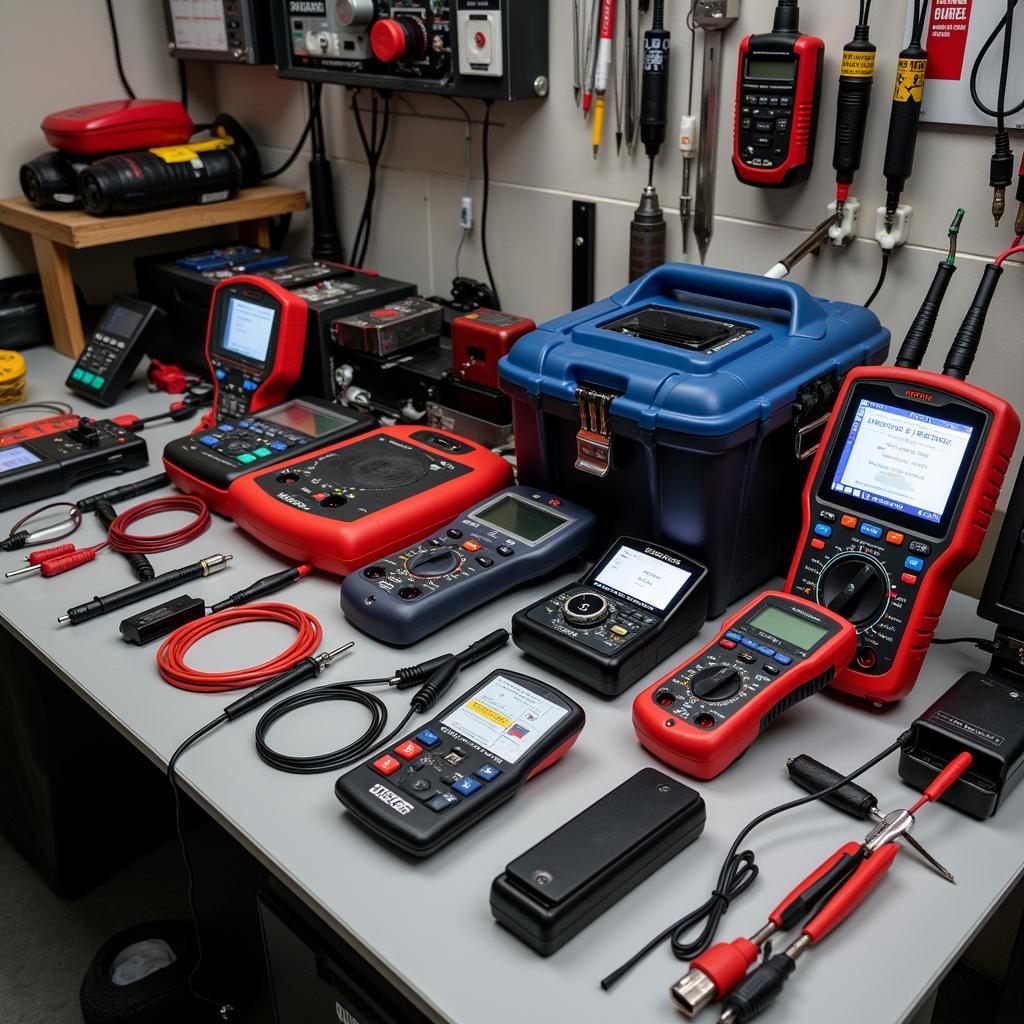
[271,0,550,100]
[164,0,275,64]
[903,0,1024,129]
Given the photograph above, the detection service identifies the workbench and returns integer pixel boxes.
[2,347,1021,1024]
[0,187,307,357]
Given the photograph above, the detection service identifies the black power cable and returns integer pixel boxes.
[480,99,501,308]
[864,250,889,308]
[262,85,323,181]
[105,0,136,100]
[351,91,392,269]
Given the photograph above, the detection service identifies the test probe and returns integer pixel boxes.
[832,1,875,222]
[709,755,972,1023]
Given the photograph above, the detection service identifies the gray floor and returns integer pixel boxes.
[0,832,185,1024]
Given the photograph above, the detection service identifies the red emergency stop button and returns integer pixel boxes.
[475,30,487,48]
[371,17,427,62]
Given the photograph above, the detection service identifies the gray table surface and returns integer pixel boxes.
[2,348,1022,1024]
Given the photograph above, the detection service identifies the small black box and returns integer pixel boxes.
[490,768,705,955]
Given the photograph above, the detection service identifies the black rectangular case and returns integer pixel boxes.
[490,767,705,954]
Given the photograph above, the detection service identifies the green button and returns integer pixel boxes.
[236,453,257,464]
[253,447,272,457]
[80,371,94,385]
[91,376,105,389]
[71,368,85,381]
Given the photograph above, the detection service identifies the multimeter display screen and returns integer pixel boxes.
[441,675,568,764]
[830,399,975,525]
[474,495,566,543]
[262,402,352,437]
[0,445,42,474]
[746,57,796,81]
[221,297,276,364]
[594,545,694,611]
[99,304,143,338]
[748,605,827,651]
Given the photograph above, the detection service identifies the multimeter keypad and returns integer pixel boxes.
[738,86,794,169]
[195,420,306,465]
[70,331,126,391]
[211,359,264,420]
[790,504,939,675]
[372,736,506,813]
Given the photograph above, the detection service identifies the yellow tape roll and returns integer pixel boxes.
[0,349,27,405]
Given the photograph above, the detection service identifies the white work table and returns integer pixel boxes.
[2,347,1021,1024]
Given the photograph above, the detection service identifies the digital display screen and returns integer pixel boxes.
[474,495,567,543]
[748,605,828,651]
[830,399,974,524]
[594,545,694,611]
[220,297,275,363]
[746,57,796,81]
[99,304,144,338]
[0,445,42,474]
[262,402,352,438]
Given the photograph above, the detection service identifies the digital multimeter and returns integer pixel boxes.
[204,275,308,425]
[65,296,165,407]
[0,417,149,512]
[340,486,597,646]
[733,1,824,188]
[227,425,514,576]
[163,396,374,514]
[335,669,585,857]
[633,591,856,780]
[512,538,709,697]
[786,366,1020,704]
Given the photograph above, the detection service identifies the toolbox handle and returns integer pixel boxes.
[612,264,827,339]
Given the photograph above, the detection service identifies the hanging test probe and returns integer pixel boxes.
[692,0,742,263]
[833,1,876,222]
[881,0,930,235]
[969,0,1022,226]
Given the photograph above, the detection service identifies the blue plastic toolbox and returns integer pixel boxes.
[499,264,890,615]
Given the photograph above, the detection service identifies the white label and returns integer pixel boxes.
[170,0,229,52]
[441,676,567,765]
[594,546,693,610]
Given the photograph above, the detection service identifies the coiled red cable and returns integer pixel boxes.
[108,495,210,554]
[157,603,322,693]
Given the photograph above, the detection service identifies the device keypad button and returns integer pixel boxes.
[909,540,931,556]
[452,776,482,796]
[475,764,501,781]
[372,755,401,776]
[416,729,440,748]
[840,514,858,529]
[886,531,905,546]
[395,740,423,761]
[737,652,757,664]
[428,792,459,812]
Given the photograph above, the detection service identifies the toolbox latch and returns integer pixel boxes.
[574,385,615,477]
[793,374,838,461]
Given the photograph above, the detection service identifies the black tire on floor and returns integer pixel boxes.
[79,920,218,1023]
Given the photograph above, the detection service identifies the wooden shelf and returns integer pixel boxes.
[0,186,307,249]
[0,186,308,356]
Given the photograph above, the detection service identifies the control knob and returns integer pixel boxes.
[690,664,743,701]
[371,16,429,62]
[562,591,609,627]
[69,417,101,448]
[819,555,888,627]
[336,0,375,27]
[406,548,462,578]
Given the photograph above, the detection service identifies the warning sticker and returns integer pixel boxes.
[893,58,928,102]
[926,0,974,81]
[442,675,568,764]
[840,50,876,78]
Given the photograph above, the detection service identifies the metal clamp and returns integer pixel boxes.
[574,385,616,477]
[795,411,831,461]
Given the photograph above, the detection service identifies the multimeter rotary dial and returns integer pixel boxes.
[562,591,610,627]
[690,663,745,701]
[816,551,890,629]
[405,547,464,579]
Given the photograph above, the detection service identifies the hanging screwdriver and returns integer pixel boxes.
[787,754,955,882]
[832,3,876,222]
[639,0,671,181]
[592,0,617,157]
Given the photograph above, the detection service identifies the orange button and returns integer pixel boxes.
[901,572,918,586]
[394,740,423,761]
[372,754,401,776]
[840,515,858,529]
[811,537,826,550]
[462,540,482,552]
[886,531,905,546]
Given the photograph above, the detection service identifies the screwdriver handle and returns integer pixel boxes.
[769,841,863,930]
[95,501,154,581]
[803,842,898,943]
[640,26,671,159]
[787,754,877,819]
[832,31,875,188]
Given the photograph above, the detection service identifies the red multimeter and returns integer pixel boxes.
[733,0,824,189]
[634,592,855,779]
[227,425,514,576]
[203,275,308,428]
[786,366,1020,704]
[633,592,856,780]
